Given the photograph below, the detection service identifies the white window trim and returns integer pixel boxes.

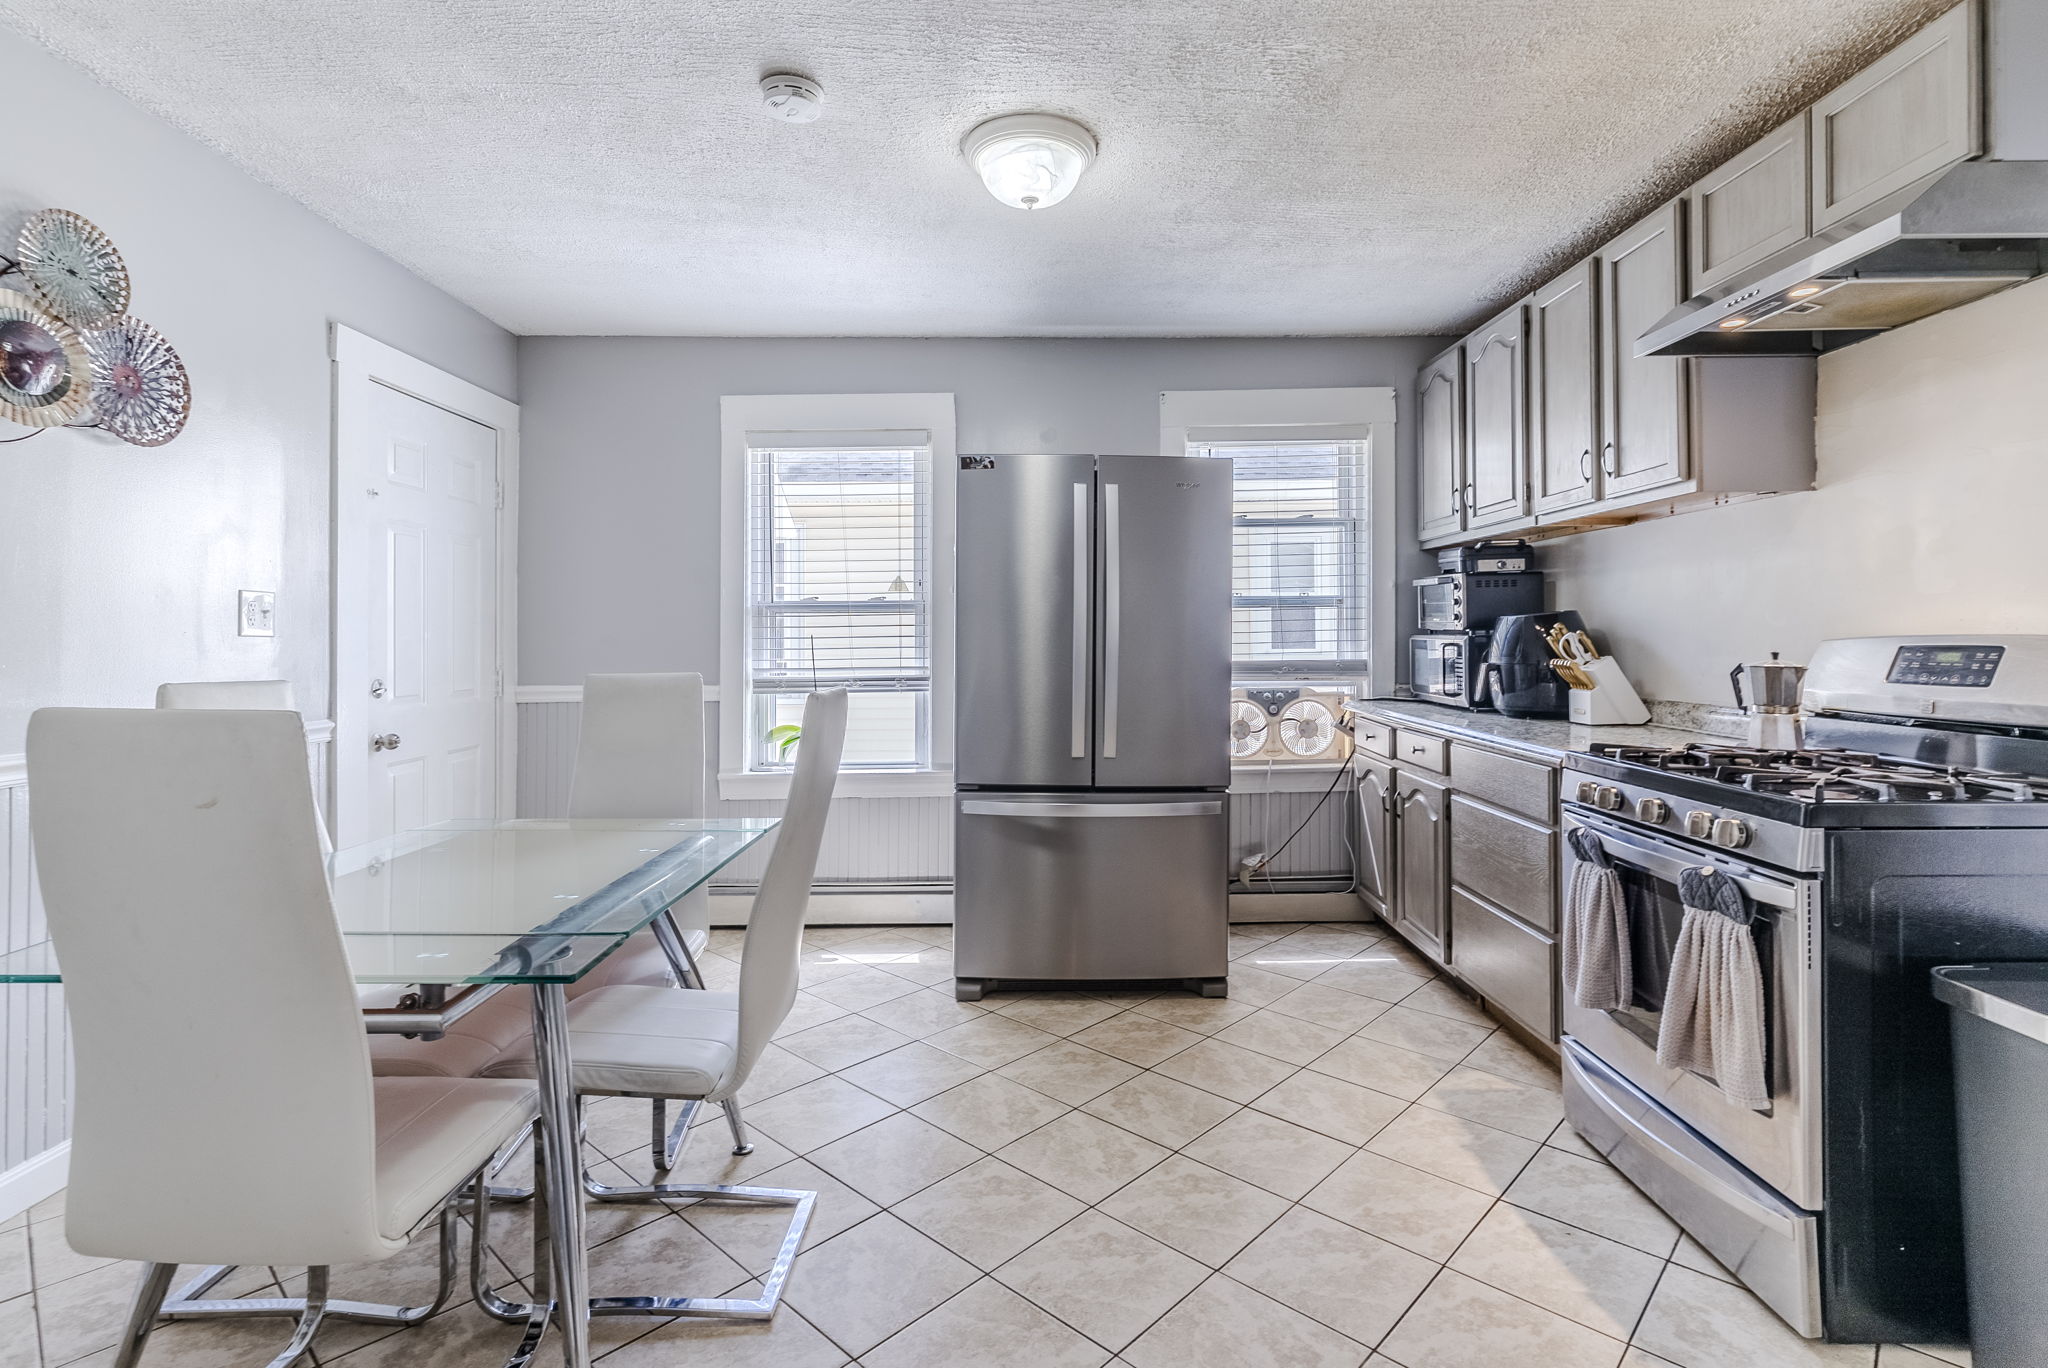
[1160,387,1397,702]
[719,393,957,800]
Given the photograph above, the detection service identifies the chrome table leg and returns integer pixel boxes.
[529,981,591,1368]
[651,910,704,990]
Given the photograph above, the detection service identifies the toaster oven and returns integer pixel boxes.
[1414,572,1544,633]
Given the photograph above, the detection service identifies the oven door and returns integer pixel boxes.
[1560,811,1822,1211]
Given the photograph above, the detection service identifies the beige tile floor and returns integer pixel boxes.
[3,920,1979,1368]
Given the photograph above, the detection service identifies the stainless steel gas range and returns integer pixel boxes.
[1559,635,2048,1345]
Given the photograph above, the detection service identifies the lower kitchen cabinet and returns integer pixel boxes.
[1362,713,1563,1048]
[1391,769,1450,967]
[1354,754,1395,918]
[1449,887,1557,1043]
[1448,794,1555,932]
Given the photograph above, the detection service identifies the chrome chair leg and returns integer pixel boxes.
[650,1097,698,1172]
[161,1180,467,1327]
[723,1099,754,1156]
[262,1266,328,1368]
[112,1263,175,1368]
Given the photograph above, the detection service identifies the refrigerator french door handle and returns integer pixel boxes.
[960,800,1223,818]
[1072,482,1089,759]
[1103,481,1121,758]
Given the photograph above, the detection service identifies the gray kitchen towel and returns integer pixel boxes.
[1562,826,1632,1011]
[1657,866,1769,1110]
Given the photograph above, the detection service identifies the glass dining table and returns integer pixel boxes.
[0,815,781,1368]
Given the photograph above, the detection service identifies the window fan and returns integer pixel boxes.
[1228,688,1352,764]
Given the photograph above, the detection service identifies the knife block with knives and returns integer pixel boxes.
[1547,624,1651,725]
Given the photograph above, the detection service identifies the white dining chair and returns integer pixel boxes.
[480,688,847,1322]
[155,680,332,856]
[154,680,532,1079]
[567,672,711,997]
[27,708,540,1368]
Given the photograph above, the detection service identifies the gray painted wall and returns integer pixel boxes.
[0,30,516,753]
[1543,278,2048,706]
[515,335,1445,684]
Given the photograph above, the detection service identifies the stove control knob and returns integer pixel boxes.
[1635,797,1671,824]
[1684,810,1715,840]
[1711,817,1752,850]
[1575,781,1601,805]
[1595,786,1625,811]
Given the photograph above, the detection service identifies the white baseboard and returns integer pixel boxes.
[710,889,1369,928]
[0,1142,68,1222]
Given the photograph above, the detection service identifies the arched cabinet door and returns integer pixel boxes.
[1462,302,1531,532]
[1417,344,1466,542]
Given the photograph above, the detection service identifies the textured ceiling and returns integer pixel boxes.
[1,0,1953,336]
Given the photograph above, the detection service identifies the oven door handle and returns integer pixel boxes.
[1565,812,1801,910]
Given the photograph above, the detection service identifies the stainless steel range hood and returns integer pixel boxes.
[1639,0,2048,357]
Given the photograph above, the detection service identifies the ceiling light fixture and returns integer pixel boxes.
[962,114,1096,210]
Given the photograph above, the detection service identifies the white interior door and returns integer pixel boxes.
[336,378,503,847]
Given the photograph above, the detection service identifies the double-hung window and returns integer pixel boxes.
[1161,388,1397,695]
[720,394,957,798]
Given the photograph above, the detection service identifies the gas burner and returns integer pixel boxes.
[1584,743,2048,804]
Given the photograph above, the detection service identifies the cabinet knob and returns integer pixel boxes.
[1580,449,1592,483]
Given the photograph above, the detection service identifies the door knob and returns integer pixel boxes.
[372,733,402,753]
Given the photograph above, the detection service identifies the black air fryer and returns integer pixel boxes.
[1486,611,1583,718]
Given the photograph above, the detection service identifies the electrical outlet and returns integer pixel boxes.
[238,590,276,638]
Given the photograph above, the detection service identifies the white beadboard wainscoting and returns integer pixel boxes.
[515,695,1356,886]
[0,757,69,1211]
[0,724,334,1219]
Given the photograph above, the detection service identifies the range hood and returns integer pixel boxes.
[1639,0,2048,357]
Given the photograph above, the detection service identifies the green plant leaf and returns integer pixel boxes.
[767,723,803,758]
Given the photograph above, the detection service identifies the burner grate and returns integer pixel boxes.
[1585,743,2048,804]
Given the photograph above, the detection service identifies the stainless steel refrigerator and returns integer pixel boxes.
[953,453,1231,1000]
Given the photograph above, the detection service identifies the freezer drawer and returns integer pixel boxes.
[954,791,1228,988]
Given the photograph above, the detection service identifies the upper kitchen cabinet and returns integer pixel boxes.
[1688,114,1812,296]
[1599,202,1690,499]
[1462,302,1532,532]
[1811,2,1979,230]
[1417,198,1816,551]
[1529,260,1600,515]
[1418,343,1466,541]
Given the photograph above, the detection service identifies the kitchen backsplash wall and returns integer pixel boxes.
[1542,275,2048,706]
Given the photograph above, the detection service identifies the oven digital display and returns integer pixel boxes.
[1885,644,2005,687]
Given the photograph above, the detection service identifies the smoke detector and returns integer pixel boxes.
[760,73,824,124]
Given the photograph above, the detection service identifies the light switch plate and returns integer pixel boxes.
[238,590,276,638]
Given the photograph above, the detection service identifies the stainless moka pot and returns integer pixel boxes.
[1731,652,1808,749]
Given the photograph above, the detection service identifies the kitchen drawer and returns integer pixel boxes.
[1393,729,1447,773]
[1450,886,1556,1043]
[1352,715,1394,759]
[1449,794,1556,932]
[1450,743,1556,824]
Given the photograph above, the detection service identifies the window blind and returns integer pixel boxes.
[1190,438,1370,679]
[745,444,932,770]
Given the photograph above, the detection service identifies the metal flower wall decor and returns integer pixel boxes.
[0,208,190,446]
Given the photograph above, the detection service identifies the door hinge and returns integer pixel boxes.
[495,480,505,511]
[494,665,504,700]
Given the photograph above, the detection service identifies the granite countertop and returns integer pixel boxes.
[1352,697,1722,761]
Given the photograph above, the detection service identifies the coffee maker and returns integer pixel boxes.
[1730,652,1808,749]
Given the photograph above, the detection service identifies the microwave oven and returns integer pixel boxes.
[1411,632,1490,709]
[1414,572,1543,633]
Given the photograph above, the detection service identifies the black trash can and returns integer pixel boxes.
[1932,963,2048,1368]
